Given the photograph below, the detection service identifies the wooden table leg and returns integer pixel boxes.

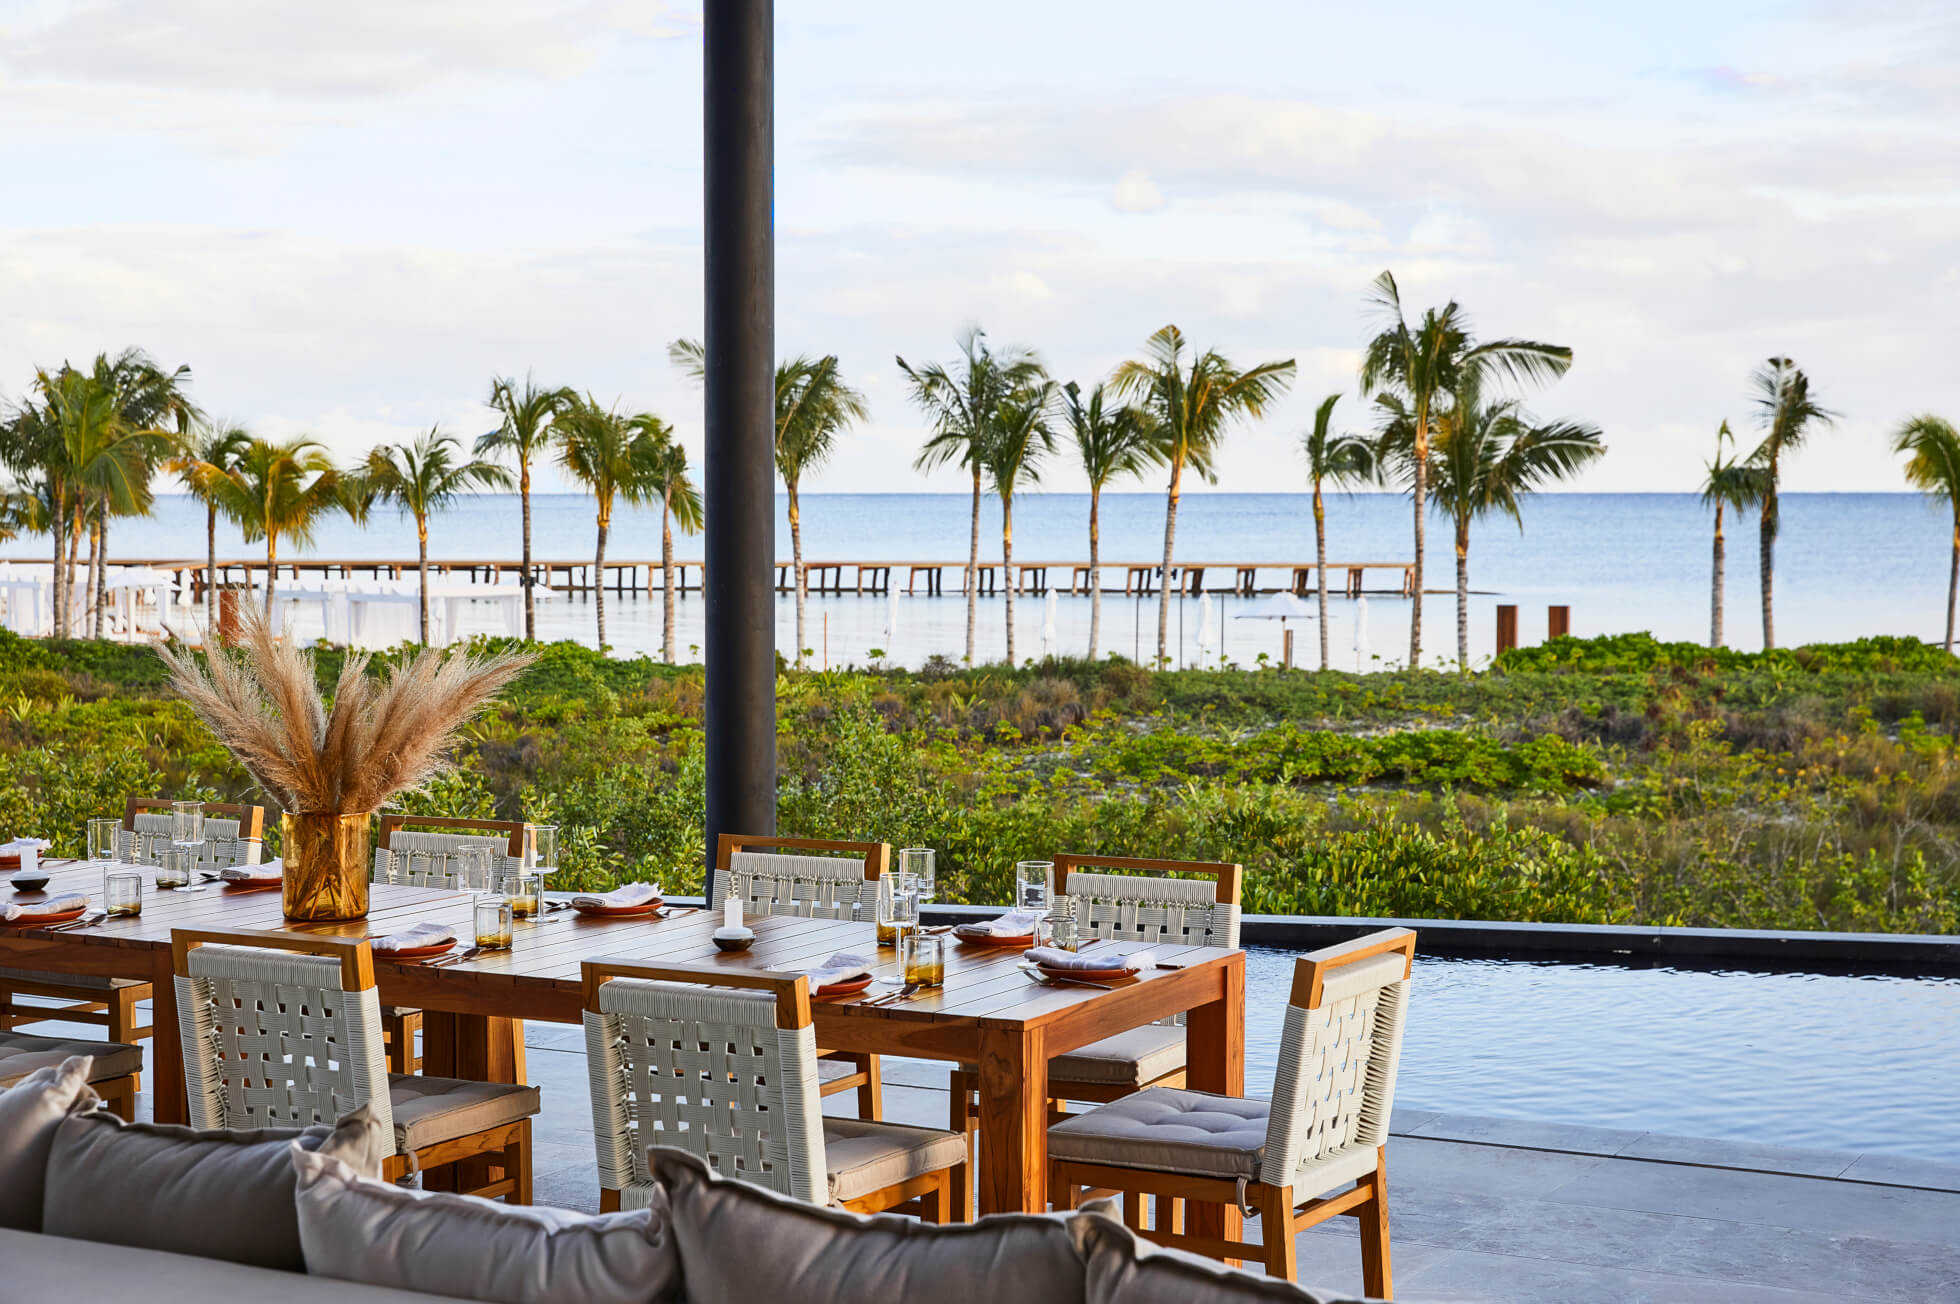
[1185,954,1245,1256]
[150,953,187,1125]
[976,1022,1047,1215]
[420,1011,526,1191]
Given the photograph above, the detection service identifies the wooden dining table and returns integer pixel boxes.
[1,859,1245,1231]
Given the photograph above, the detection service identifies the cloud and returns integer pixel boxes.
[1111,168,1165,213]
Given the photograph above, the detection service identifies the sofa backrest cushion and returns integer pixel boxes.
[292,1144,681,1304]
[650,1145,1086,1304]
[1070,1206,1365,1304]
[0,1055,98,1232]
[41,1100,387,1271]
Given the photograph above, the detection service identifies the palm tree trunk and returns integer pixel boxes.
[1759,472,1777,650]
[1156,457,1183,668]
[206,503,219,633]
[1313,478,1329,671]
[416,522,430,645]
[90,506,108,639]
[789,481,806,668]
[64,510,84,637]
[1087,486,1102,661]
[1003,495,1016,666]
[519,458,535,641]
[964,465,981,664]
[594,514,610,650]
[1455,516,1470,671]
[1710,502,1725,648]
[1410,413,1428,670]
[1947,512,1958,655]
[661,491,676,664]
[49,490,66,636]
[264,536,279,616]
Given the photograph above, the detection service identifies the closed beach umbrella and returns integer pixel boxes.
[1196,592,1215,663]
[1353,594,1369,671]
[885,587,900,652]
[1042,589,1057,658]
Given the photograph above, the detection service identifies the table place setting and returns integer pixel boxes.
[569,882,664,919]
[1020,945,1155,989]
[0,889,89,927]
[370,920,459,961]
[951,907,1045,948]
[772,950,876,997]
[212,860,284,890]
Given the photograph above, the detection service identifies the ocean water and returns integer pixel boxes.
[42,491,1946,668]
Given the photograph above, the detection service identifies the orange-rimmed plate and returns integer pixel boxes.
[221,878,282,892]
[1036,963,1140,983]
[376,939,456,961]
[572,897,665,919]
[817,974,875,997]
[953,924,1034,948]
[2,904,86,928]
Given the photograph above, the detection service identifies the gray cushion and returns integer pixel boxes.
[1070,1206,1363,1304]
[0,966,147,991]
[652,1146,1084,1304]
[821,1117,967,1203]
[42,1102,389,1271]
[292,1144,680,1303]
[1052,1025,1187,1088]
[388,1072,541,1152]
[0,1031,144,1087]
[0,1055,98,1231]
[0,1228,460,1303]
[1048,1087,1268,1179]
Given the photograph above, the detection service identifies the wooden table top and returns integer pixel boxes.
[5,860,1242,1049]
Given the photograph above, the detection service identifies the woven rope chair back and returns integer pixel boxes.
[125,813,260,872]
[583,977,824,1207]
[372,828,521,888]
[1259,946,1410,1191]
[175,942,393,1140]
[1062,869,1241,949]
[714,850,873,921]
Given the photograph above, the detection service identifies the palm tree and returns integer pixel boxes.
[199,437,347,615]
[169,420,254,633]
[983,381,1057,665]
[646,432,704,664]
[899,328,1047,665]
[1301,394,1377,670]
[1748,357,1836,650]
[1893,415,1960,653]
[1,394,76,633]
[359,427,512,643]
[1062,380,1157,660]
[1111,325,1295,668]
[669,340,867,667]
[478,374,575,641]
[556,396,667,650]
[1699,421,1766,649]
[1358,271,1572,669]
[1380,374,1604,668]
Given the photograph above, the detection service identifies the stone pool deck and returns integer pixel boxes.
[57,1007,1960,1302]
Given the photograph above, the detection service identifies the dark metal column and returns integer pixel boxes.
[702,0,776,892]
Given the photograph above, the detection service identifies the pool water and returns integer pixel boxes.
[1243,948,1960,1163]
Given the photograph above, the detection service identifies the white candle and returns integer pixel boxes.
[724,895,742,932]
[20,844,35,876]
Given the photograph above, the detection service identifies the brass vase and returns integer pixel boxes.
[281,811,373,921]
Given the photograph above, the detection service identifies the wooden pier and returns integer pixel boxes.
[24,557,1417,600]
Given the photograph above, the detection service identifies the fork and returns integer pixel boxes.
[1020,965,1113,991]
[426,946,483,968]
[45,911,106,932]
[860,983,919,1007]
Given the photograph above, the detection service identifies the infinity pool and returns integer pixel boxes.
[1243,948,1960,1163]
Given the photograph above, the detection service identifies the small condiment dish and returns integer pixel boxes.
[712,926,756,953]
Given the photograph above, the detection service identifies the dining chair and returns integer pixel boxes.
[0,1029,144,1120]
[581,958,969,1220]
[1047,928,1415,1296]
[947,854,1242,1149]
[712,833,890,1120]
[0,798,268,1078]
[173,927,541,1202]
[370,814,533,1073]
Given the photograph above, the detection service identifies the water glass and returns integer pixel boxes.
[897,846,936,903]
[901,933,945,987]
[1037,913,1079,952]
[530,824,559,874]
[1015,860,1053,913]
[452,846,493,892]
[87,817,121,865]
[473,896,514,949]
[104,871,142,917]
[875,876,918,948]
[155,847,192,889]
[501,868,544,919]
[170,800,204,848]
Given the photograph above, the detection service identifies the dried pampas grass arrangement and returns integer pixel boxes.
[158,603,534,814]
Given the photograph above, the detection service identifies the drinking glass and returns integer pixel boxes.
[1036,913,1079,952]
[104,871,142,917]
[473,896,513,949]
[452,846,492,893]
[87,817,121,865]
[530,825,559,875]
[897,847,936,904]
[901,933,945,987]
[171,800,210,892]
[875,876,918,948]
[155,847,192,889]
[1014,860,1053,913]
[501,867,544,920]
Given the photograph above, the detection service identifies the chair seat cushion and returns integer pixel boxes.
[1051,1025,1187,1087]
[821,1117,967,1204]
[1047,1086,1268,1179]
[386,1074,541,1153]
[0,1229,462,1303]
[0,966,148,992]
[0,1032,143,1087]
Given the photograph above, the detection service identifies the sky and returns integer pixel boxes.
[0,0,1954,496]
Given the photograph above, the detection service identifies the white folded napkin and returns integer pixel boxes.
[372,921,458,953]
[219,860,283,885]
[1,838,51,853]
[782,950,873,990]
[571,882,662,910]
[970,908,1045,938]
[1028,946,1153,972]
[0,892,88,923]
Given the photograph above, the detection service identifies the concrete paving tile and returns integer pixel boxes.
[1388,1107,1442,1135]
[1618,1130,1860,1180]
[1652,1212,1960,1301]
[1839,1152,1960,1194]
[1393,1246,1853,1304]
[1381,1135,1606,1199]
[1406,1111,1648,1157]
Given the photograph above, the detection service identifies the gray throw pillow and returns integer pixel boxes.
[292,1144,680,1304]
[1069,1205,1363,1304]
[41,1100,387,1271]
[0,1055,98,1232]
[650,1146,1085,1304]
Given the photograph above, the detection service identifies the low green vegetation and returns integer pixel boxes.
[2,630,1955,935]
